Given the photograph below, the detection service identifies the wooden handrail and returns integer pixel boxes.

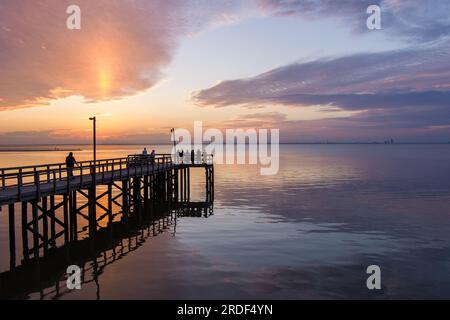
[0,153,213,190]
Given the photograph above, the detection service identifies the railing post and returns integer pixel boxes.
[52,169,57,194]
[66,166,70,193]
[111,160,114,183]
[18,169,23,200]
[119,159,123,180]
[80,163,83,187]
[1,169,5,190]
[34,171,41,199]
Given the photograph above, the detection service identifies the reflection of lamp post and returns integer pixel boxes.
[89,116,97,164]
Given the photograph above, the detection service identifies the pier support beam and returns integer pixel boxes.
[122,180,129,217]
[63,194,69,244]
[70,191,78,241]
[133,177,141,213]
[42,197,49,255]
[8,203,16,269]
[31,200,40,260]
[88,187,96,236]
[108,184,113,224]
[21,201,29,261]
[50,196,56,248]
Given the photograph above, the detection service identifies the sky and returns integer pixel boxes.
[0,0,449,144]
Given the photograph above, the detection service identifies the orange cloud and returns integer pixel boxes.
[0,0,185,109]
[0,0,250,110]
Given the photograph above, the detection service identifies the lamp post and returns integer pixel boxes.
[89,116,97,164]
[171,128,176,149]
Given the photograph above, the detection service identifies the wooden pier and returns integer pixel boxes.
[0,154,214,273]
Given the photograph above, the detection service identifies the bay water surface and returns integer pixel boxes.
[1,144,450,299]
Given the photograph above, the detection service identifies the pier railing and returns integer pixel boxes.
[0,154,175,191]
[0,153,214,192]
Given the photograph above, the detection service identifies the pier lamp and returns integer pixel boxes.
[89,116,97,164]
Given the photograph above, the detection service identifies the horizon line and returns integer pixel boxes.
[1,142,450,147]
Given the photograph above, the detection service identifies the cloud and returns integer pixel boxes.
[193,40,450,140]
[223,111,288,128]
[0,128,173,145]
[2,0,449,114]
[0,0,250,110]
[0,129,86,145]
[249,112,450,142]
[193,42,450,110]
[257,0,450,42]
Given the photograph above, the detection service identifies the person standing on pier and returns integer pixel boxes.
[179,150,184,164]
[150,149,156,164]
[142,147,148,155]
[66,152,78,180]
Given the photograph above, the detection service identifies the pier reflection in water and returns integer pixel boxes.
[0,201,213,300]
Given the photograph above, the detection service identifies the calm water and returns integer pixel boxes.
[1,144,450,299]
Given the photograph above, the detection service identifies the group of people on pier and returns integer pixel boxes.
[142,148,156,158]
[176,149,205,165]
[64,146,206,181]
[64,147,158,180]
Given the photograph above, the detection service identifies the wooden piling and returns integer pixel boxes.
[122,180,129,216]
[88,187,96,236]
[50,195,56,248]
[21,201,29,261]
[143,176,149,209]
[31,200,40,260]
[71,191,78,241]
[108,184,113,223]
[8,203,16,269]
[42,197,49,255]
[63,193,69,244]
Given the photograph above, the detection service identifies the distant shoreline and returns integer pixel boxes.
[0,143,449,147]
[0,148,82,152]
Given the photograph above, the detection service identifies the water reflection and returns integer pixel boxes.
[0,202,213,300]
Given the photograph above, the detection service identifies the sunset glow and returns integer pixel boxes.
[98,65,112,95]
[0,0,449,144]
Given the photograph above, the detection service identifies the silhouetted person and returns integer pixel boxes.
[179,150,184,163]
[150,149,156,164]
[191,150,195,164]
[65,152,77,180]
[142,147,148,155]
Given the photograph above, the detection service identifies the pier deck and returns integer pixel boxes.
[0,154,213,206]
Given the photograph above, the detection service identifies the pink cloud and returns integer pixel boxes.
[0,0,249,110]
